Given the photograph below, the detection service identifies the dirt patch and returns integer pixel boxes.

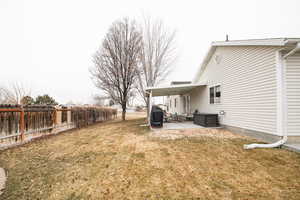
[150,128,246,140]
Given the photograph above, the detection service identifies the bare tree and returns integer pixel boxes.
[91,18,142,120]
[0,83,31,104]
[21,96,35,105]
[136,17,177,105]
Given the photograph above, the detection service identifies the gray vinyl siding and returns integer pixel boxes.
[285,52,300,136]
[192,46,280,135]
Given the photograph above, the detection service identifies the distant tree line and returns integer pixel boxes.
[22,94,58,105]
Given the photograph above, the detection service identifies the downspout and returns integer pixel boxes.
[244,135,288,149]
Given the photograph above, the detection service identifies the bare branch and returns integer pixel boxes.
[136,16,177,105]
[0,82,31,104]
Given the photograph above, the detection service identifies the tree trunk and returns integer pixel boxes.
[122,104,126,121]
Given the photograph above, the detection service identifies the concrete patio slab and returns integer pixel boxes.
[152,121,204,131]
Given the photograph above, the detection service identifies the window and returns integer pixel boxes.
[174,98,177,108]
[170,100,172,108]
[209,85,221,104]
[215,86,221,103]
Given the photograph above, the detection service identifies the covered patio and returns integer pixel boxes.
[145,83,205,97]
[145,83,206,128]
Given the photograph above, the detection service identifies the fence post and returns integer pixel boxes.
[53,109,57,135]
[20,108,25,141]
[53,109,57,126]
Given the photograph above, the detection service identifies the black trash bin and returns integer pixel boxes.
[150,105,164,127]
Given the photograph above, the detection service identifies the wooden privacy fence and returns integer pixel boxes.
[0,104,117,149]
[71,107,117,128]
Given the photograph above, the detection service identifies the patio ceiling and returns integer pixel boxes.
[145,84,206,97]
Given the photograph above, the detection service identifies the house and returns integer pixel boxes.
[146,38,300,145]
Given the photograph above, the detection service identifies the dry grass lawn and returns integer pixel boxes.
[1,113,300,200]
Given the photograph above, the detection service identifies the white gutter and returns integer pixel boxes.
[244,49,288,149]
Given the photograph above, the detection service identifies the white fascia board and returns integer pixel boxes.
[145,83,206,97]
[145,83,205,91]
[212,38,288,47]
[284,38,300,45]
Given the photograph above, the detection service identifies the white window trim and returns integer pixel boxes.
[208,84,222,105]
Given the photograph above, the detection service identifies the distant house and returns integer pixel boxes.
[93,96,115,107]
[147,38,300,144]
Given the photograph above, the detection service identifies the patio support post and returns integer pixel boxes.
[20,108,25,141]
[148,90,152,126]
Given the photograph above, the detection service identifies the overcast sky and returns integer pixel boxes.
[1,0,300,104]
